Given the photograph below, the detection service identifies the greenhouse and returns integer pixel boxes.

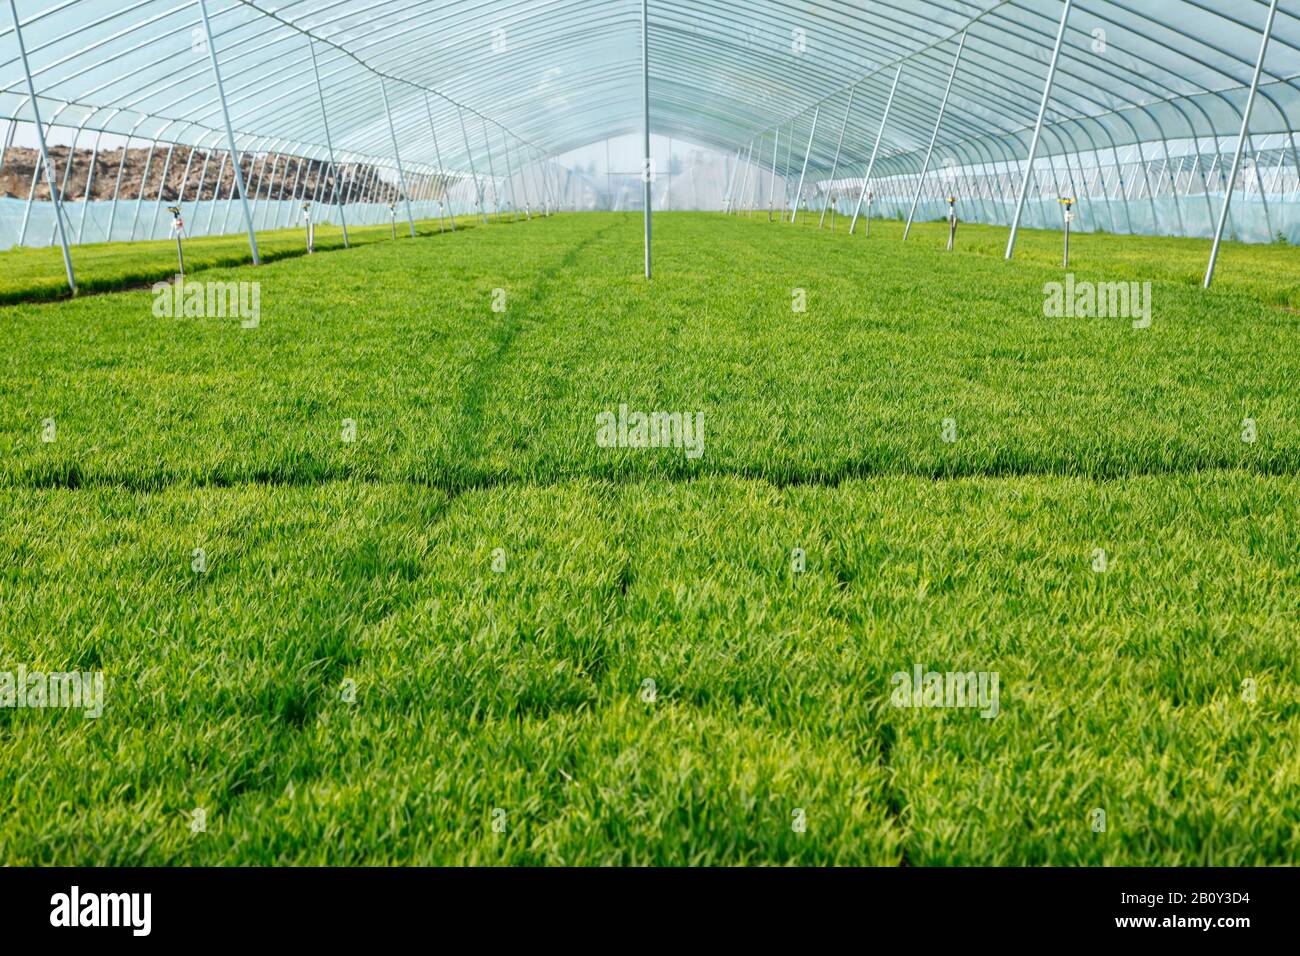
[3,1,1299,278]
[0,0,1298,878]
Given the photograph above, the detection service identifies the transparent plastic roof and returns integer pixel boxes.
[2,0,1297,175]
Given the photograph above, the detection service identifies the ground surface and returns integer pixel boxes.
[1,212,1297,864]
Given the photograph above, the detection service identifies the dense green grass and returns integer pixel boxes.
[0,213,487,304]
[1,212,1297,864]
[844,214,1300,310]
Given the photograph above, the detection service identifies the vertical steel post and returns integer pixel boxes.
[820,87,856,228]
[127,137,160,241]
[379,77,417,238]
[191,145,213,233]
[666,135,673,210]
[49,117,86,247]
[1160,137,1186,237]
[767,129,780,220]
[458,106,487,224]
[424,94,453,231]
[1205,0,1278,287]
[721,147,741,212]
[279,152,302,229]
[146,144,175,240]
[1005,0,1073,260]
[791,106,820,223]
[480,117,500,220]
[735,139,754,216]
[78,127,108,243]
[204,149,229,234]
[497,132,512,219]
[221,138,254,235]
[19,103,70,246]
[108,120,146,241]
[747,132,765,216]
[502,131,522,218]
[782,121,795,216]
[1247,137,1274,239]
[850,65,902,235]
[197,0,259,263]
[251,148,277,232]
[308,38,348,246]
[7,0,75,291]
[905,31,966,240]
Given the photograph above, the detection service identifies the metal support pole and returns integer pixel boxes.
[204,150,228,235]
[1248,137,1274,239]
[197,0,259,264]
[501,131,520,219]
[282,154,304,229]
[767,129,780,220]
[1005,0,1073,260]
[791,106,820,224]
[146,144,175,240]
[161,143,198,241]
[128,138,160,241]
[850,65,902,235]
[78,127,107,243]
[423,94,454,232]
[721,147,742,212]
[641,0,652,278]
[221,138,253,235]
[339,160,358,219]
[458,106,488,224]
[480,117,500,220]
[736,139,754,217]
[49,118,86,247]
[820,87,856,228]
[666,135,674,210]
[19,103,70,247]
[517,148,532,219]
[1160,137,1186,237]
[308,38,348,247]
[379,77,417,238]
[782,121,795,217]
[107,121,147,241]
[8,0,75,291]
[250,147,275,231]
[1205,0,1278,287]
[747,132,765,216]
[905,31,966,240]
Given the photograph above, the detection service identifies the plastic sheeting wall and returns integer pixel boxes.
[0,196,494,248]
[832,194,1300,244]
